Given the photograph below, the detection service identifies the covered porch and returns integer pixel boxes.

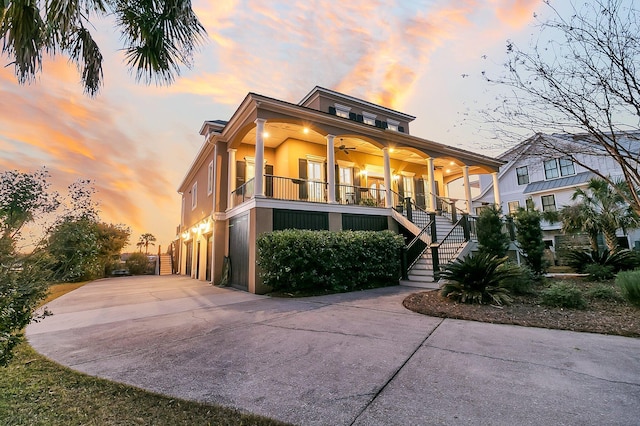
[226,119,503,216]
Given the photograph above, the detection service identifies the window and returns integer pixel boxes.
[525,198,534,210]
[544,159,559,179]
[307,160,324,202]
[516,166,529,185]
[387,119,399,131]
[207,160,214,195]
[362,111,376,126]
[508,201,520,215]
[335,103,350,119]
[339,166,354,203]
[544,158,575,180]
[559,158,575,176]
[541,194,556,212]
[402,176,414,200]
[191,182,198,210]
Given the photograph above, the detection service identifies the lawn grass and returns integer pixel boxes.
[0,282,289,426]
[43,281,89,304]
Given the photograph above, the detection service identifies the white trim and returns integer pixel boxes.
[207,160,214,195]
[306,154,326,163]
[337,159,355,168]
[191,182,198,210]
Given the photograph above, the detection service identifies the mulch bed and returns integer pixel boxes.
[403,283,640,338]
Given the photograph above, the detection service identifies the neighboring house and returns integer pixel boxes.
[473,133,640,259]
[176,86,503,293]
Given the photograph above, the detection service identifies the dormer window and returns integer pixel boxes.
[362,111,376,126]
[335,103,351,119]
[387,119,400,131]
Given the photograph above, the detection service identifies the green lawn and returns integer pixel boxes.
[0,282,289,426]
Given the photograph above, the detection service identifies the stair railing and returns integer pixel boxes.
[430,213,472,280]
[392,193,432,229]
[401,213,435,280]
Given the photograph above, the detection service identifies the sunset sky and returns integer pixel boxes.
[1,0,552,251]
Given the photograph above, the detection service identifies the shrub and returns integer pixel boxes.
[513,209,547,275]
[586,284,623,301]
[476,205,510,258]
[439,253,520,305]
[584,263,615,281]
[566,249,637,274]
[256,230,405,293]
[126,253,152,275]
[500,263,536,295]
[616,270,640,306]
[540,282,587,309]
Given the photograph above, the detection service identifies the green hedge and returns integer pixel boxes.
[257,229,404,293]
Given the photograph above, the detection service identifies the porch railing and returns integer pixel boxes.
[230,174,395,208]
[231,178,255,208]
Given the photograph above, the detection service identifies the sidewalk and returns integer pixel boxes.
[27,276,640,425]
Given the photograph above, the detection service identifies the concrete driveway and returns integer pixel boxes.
[27,276,640,425]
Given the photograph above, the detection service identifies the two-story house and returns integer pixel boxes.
[176,86,504,293]
[474,133,640,261]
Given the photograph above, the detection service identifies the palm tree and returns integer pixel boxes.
[138,233,156,255]
[559,178,639,252]
[1,1,206,95]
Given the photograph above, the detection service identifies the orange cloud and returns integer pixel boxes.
[0,56,176,248]
[492,0,539,28]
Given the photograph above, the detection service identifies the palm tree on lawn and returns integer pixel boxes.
[138,233,157,255]
[559,178,639,252]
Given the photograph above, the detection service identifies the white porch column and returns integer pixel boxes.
[326,134,336,203]
[462,165,472,214]
[227,148,237,208]
[492,171,501,210]
[427,157,436,211]
[383,147,392,208]
[254,118,266,197]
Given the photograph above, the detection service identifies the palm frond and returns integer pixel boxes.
[0,1,45,83]
[115,0,206,85]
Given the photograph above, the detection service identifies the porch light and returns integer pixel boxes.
[263,131,269,138]
[360,170,368,176]
[199,223,206,231]
[191,226,198,233]
[389,148,395,153]
[182,232,189,239]
[393,174,399,181]
[450,161,455,165]
[303,127,309,134]
[446,169,451,174]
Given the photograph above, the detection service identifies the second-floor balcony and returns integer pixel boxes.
[230,175,404,209]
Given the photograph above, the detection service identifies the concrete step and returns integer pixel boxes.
[399,279,439,289]
[408,268,435,277]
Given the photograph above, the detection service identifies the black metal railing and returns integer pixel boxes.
[394,195,432,229]
[229,175,398,208]
[401,215,435,279]
[230,178,255,208]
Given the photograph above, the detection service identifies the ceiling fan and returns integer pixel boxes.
[337,140,356,154]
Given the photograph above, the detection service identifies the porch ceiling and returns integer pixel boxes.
[241,122,479,177]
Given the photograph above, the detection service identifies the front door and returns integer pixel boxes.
[369,177,386,207]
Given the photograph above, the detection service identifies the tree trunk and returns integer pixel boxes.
[602,227,619,252]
